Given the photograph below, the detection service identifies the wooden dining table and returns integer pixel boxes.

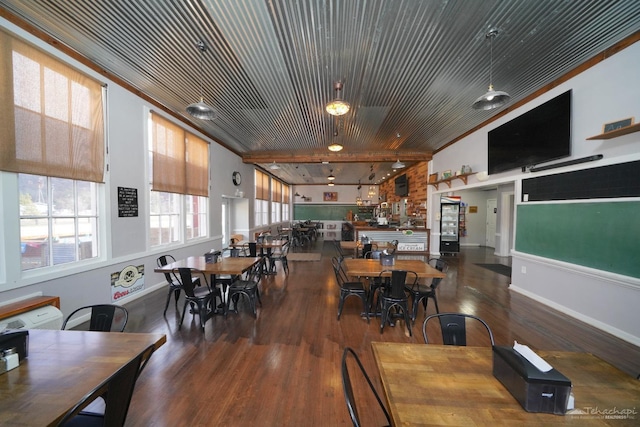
[343,258,446,280]
[371,342,640,426]
[0,329,166,427]
[154,255,261,278]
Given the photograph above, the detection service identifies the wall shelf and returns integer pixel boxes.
[428,172,475,190]
[586,122,640,140]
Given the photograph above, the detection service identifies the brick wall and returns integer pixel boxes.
[380,161,428,220]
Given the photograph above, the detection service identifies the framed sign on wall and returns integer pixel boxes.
[323,192,338,202]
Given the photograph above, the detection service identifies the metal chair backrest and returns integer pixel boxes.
[177,268,207,297]
[248,242,258,257]
[157,254,180,285]
[364,250,382,259]
[61,304,128,332]
[422,312,495,346]
[331,257,349,286]
[379,270,417,299]
[341,347,391,427]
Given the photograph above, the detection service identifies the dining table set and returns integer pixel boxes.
[340,257,446,330]
[154,253,263,323]
[228,238,289,274]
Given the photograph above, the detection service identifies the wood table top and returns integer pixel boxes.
[371,342,640,426]
[0,329,166,427]
[154,255,261,276]
[343,258,446,279]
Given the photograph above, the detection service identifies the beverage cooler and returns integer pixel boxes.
[440,196,461,254]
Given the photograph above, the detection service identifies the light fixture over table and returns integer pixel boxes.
[326,81,350,116]
[186,41,217,120]
[472,29,510,110]
[327,169,335,181]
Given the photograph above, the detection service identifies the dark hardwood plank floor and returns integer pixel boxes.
[123,241,640,426]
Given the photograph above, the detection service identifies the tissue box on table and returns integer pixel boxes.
[492,345,571,415]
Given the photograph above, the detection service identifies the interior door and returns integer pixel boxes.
[486,198,497,247]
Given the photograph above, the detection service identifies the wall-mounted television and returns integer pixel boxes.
[395,174,408,197]
[488,90,572,175]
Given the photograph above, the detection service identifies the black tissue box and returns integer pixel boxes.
[493,346,571,415]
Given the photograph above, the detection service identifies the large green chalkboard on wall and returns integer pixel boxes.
[293,204,359,221]
[515,202,640,278]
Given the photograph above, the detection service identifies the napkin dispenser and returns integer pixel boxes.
[0,329,29,361]
[204,250,221,263]
[379,254,395,266]
[492,346,571,415]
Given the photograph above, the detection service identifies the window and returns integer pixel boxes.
[282,184,290,221]
[271,179,282,223]
[149,113,209,247]
[255,170,270,226]
[19,174,99,270]
[0,29,105,271]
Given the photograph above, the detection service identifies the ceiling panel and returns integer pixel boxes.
[1,0,639,184]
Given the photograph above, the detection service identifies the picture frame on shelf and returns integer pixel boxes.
[442,170,452,179]
[429,173,438,183]
[602,117,634,133]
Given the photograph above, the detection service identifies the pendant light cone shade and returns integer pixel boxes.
[472,29,510,110]
[326,81,350,116]
[187,97,216,120]
[392,159,405,169]
[187,41,217,120]
[473,85,511,110]
[327,169,335,180]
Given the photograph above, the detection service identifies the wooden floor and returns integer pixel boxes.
[124,240,640,426]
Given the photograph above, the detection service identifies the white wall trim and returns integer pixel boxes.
[509,284,640,347]
[512,250,640,290]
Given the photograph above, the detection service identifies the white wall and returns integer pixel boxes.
[0,18,254,316]
[430,41,640,345]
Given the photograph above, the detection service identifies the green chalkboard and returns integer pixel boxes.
[294,204,360,221]
[515,202,640,278]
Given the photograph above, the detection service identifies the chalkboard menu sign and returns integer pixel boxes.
[118,187,138,217]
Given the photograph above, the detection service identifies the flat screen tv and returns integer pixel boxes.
[488,90,571,174]
[395,174,408,197]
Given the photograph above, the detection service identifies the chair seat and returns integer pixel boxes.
[342,281,367,292]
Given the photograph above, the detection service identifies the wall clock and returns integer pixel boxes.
[232,171,242,186]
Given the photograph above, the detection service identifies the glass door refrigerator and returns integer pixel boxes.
[440,196,461,254]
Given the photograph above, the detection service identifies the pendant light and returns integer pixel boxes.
[328,123,343,151]
[392,159,405,169]
[186,41,217,120]
[472,29,510,111]
[325,81,350,116]
[327,169,335,181]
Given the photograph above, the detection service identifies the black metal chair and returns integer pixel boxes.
[157,254,201,315]
[377,270,416,336]
[226,260,263,317]
[61,304,128,332]
[359,243,373,258]
[178,268,219,332]
[422,312,495,346]
[406,258,449,324]
[269,241,290,274]
[56,344,157,427]
[332,257,369,323]
[333,239,347,258]
[341,347,391,427]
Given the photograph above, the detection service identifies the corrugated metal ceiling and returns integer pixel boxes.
[1,0,639,184]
